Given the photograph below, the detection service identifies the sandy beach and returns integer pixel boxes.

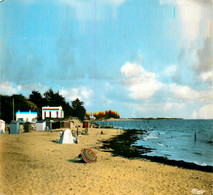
[0,127,212,195]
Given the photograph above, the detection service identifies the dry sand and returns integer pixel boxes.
[0,128,212,195]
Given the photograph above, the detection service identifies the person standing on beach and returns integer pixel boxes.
[76,126,78,137]
[59,130,63,139]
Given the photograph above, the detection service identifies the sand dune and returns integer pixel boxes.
[0,128,212,195]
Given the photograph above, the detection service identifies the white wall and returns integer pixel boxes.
[36,122,46,131]
[42,106,64,120]
[16,110,37,122]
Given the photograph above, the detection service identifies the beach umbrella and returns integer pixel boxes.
[80,148,97,163]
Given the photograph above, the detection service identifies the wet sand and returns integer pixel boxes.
[0,128,212,195]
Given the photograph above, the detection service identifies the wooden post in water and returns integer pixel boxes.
[194,132,197,142]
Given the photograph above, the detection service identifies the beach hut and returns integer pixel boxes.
[52,121,60,129]
[0,120,5,134]
[46,120,53,130]
[59,129,74,144]
[36,121,46,131]
[83,121,89,128]
[9,121,19,134]
[61,121,74,129]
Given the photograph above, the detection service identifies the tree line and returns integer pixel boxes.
[0,89,86,123]
[86,110,120,120]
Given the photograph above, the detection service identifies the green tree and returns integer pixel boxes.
[43,88,55,106]
[0,94,39,123]
[71,98,86,121]
[29,90,46,108]
[29,90,46,119]
[43,89,73,118]
[43,89,66,107]
[0,95,13,123]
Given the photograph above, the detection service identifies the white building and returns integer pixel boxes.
[42,106,64,120]
[16,110,37,122]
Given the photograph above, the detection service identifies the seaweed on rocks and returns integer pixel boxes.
[101,129,152,158]
[140,155,213,173]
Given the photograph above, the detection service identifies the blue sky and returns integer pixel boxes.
[0,0,212,119]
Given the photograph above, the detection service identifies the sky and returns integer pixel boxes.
[0,0,212,119]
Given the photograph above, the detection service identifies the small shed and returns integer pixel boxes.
[24,122,32,132]
[83,121,89,128]
[46,120,53,130]
[52,121,60,129]
[0,120,5,134]
[9,121,19,134]
[36,121,46,131]
[61,121,74,129]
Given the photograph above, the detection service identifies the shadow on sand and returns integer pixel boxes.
[68,159,86,164]
[51,140,60,144]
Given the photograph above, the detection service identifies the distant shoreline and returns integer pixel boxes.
[97,117,184,121]
[94,118,213,122]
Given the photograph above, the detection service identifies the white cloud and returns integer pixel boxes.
[60,87,93,106]
[59,0,126,7]
[163,65,177,77]
[196,37,213,76]
[160,0,212,41]
[199,71,213,82]
[198,104,213,119]
[132,102,186,118]
[120,62,163,100]
[170,84,200,100]
[159,0,212,7]
[192,111,198,119]
[169,83,213,103]
[199,87,213,102]
[18,83,45,91]
[56,0,126,21]
[165,1,213,87]
[165,102,185,111]
[0,82,18,95]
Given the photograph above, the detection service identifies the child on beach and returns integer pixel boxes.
[59,130,63,138]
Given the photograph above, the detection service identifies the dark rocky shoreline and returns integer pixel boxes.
[101,130,213,173]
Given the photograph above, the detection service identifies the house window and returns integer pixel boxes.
[44,111,46,118]
[49,111,51,118]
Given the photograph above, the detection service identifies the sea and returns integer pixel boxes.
[96,119,213,167]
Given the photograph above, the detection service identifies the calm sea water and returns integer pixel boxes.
[96,120,213,166]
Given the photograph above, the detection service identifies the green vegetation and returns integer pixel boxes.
[71,98,86,121]
[0,94,39,123]
[86,110,120,120]
[0,89,86,123]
